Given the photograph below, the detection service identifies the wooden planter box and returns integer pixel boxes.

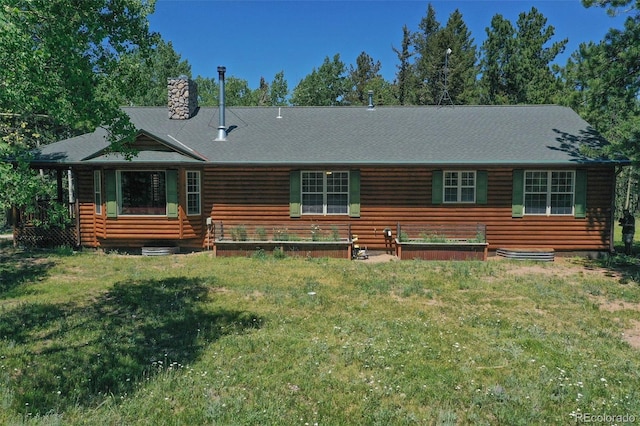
[395,240,488,261]
[214,240,352,259]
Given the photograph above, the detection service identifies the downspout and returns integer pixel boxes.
[216,66,227,141]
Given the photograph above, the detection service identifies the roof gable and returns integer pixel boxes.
[82,130,207,163]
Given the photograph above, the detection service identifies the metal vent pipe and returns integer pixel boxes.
[367,90,374,110]
[216,66,227,141]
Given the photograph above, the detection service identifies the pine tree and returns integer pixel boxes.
[479,8,567,105]
[439,10,479,104]
[346,52,382,105]
[392,25,415,106]
[412,4,442,104]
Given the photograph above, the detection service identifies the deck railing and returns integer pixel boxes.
[15,200,77,226]
[13,201,79,248]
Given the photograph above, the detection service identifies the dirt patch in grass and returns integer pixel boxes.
[494,256,624,280]
[594,298,640,349]
[623,320,640,349]
[598,300,640,312]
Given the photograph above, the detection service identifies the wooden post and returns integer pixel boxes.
[56,169,63,202]
[11,206,18,248]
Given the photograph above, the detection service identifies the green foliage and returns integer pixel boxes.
[254,227,267,241]
[272,227,290,241]
[479,7,567,105]
[562,6,639,158]
[230,225,248,241]
[272,246,286,259]
[194,72,289,107]
[291,54,350,106]
[270,71,290,106]
[0,0,155,221]
[104,39,192,107]
[0,0,154,144]
[392,25,415,105]
[345,51,386,106]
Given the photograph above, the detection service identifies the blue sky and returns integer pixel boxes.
[148,0,627,89]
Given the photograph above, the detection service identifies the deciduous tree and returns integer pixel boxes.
[106,39,191,107]
[291,54,349,106]
[269,71,289,106]
[0,0,156,219]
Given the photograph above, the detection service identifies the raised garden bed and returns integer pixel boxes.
[395,223,488,261]
[210,222,352,259]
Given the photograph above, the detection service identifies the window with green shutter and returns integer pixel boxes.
[476,171,488,205]
[514,170,584,217]
[105,170,118,218]
[166,170,178,218]
[290,170,359,217]
[512,170,524,218]
[432,170,443,205]
[349,170,360,218]
[290,171,301,217]
[433,170,487,204]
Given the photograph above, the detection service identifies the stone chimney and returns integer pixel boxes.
[167,76,198,119]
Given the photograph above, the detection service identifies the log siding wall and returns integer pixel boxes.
[76,165,615,253]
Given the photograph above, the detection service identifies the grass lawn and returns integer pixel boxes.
[1,241,640,425]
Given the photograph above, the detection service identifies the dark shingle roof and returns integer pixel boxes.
[33,105,619,167]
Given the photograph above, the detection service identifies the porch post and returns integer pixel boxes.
[56,169,63,202]
[11,206,18,248]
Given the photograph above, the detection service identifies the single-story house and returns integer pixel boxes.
[24,69,626,258]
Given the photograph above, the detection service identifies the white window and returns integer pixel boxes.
[118,171,167,215]
[186,171,201,216]
[94,170,102,215]
[524,170,574,215]
[302,171,349,215]
[444,171,476,203]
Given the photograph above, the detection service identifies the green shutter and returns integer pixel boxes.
[105,170,118,218]
[349,170,361,218]
[290,170,301,218]
[432,170,443,205]
[574,169,587,219]
[512,169,524,218]
[166,170,179,218]
[476,171,488,204]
